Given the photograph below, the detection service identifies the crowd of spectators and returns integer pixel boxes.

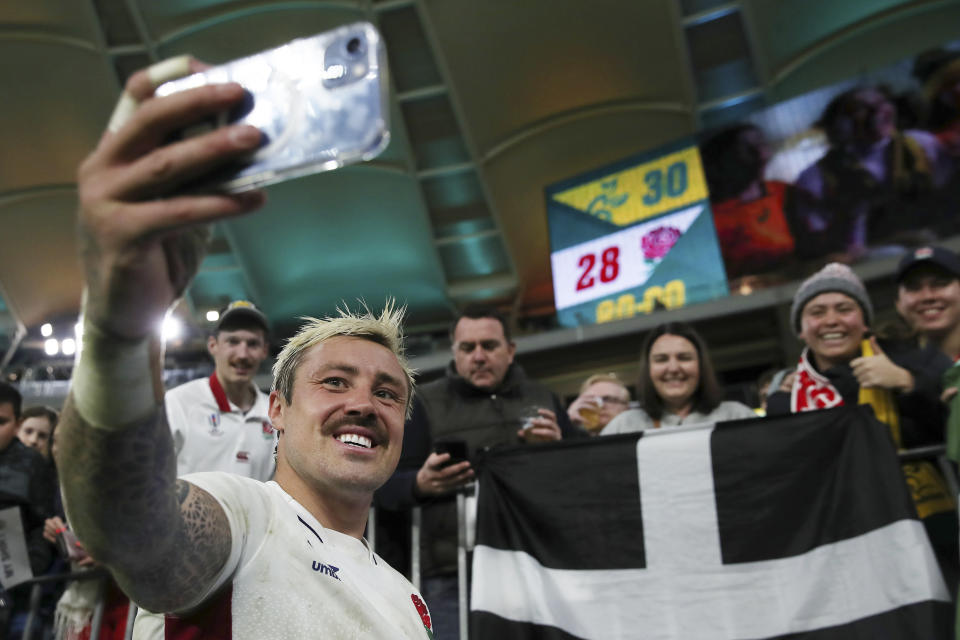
[363,245,960,636]
[4,45,957,640]
[703,48,960,283]
[5,243,960,638]
[0,298,276,639]
[5,63,960,626]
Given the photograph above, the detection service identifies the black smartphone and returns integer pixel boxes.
[434,439,468,466]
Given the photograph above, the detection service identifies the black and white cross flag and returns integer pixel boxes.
[470,406,951,639]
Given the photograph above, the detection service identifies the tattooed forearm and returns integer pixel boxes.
[56,395,230,612]
[176,479,190,505]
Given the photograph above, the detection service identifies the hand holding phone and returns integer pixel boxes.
[433,439,468,467]
[416,440,473,497]
[56,527,91,564]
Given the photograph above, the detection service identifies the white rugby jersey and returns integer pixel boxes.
[164,374,276,481]
[134,473,434,639]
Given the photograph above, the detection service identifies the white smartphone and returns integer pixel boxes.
[155,22,390,192]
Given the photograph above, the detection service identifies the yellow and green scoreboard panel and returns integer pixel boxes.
[546,139,728,328]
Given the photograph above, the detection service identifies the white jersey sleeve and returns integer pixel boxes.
[134,474,433,640]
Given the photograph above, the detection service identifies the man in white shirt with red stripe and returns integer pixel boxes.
[55,57,434,639]
[165,300,275,480]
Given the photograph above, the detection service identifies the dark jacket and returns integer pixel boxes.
[375,362,580,577]
[767,340,950,448]
[0,439,54,575]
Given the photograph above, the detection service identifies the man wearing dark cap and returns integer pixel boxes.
[164,300,275,480]
[767,262,950,449]
[895,246,960,361]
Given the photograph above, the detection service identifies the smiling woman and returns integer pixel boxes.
[767,262,952,452]
[600,322,756,434]
[765,262,957,578]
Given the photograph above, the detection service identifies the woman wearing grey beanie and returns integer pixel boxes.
[767,262,958,581]
[768,262,948,431]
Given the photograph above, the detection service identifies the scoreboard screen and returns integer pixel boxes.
[545,139,729,328]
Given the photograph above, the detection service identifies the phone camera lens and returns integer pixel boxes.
[346,37,362,56]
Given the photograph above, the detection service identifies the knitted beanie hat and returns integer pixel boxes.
[790,263,873,333]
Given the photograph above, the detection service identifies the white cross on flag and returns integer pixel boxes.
[470,407,951,639]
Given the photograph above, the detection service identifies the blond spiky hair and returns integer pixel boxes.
[271,300,416,417]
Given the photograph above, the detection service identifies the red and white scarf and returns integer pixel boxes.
[790,348,844,412]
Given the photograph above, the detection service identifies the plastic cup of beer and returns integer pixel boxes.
[578,397,605,433]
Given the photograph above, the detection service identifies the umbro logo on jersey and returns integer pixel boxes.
[312,561,341,580]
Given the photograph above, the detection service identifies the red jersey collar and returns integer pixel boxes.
[208,372,233,413]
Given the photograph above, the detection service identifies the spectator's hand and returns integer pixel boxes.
[415,452,474,497]
[518,408,562,443]
[73,541,95,568]
[942,387,958,403]
[779,371,796,392]
[566,395,594,426]
[851,337,914,392]
[78,57,266,340]
[43,516,67,544]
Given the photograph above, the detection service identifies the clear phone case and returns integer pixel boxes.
[155,22,390,192]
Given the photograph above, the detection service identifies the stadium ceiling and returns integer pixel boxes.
[2,0,959,366]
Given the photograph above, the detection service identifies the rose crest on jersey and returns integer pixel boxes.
[410,594,433,639]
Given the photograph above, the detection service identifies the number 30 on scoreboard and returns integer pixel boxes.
[595,280,686,323]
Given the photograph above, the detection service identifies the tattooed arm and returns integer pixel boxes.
[57,399,231,611]
[55,59,265,612]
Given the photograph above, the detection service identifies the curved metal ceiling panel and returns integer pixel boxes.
[420,0,694,156]
[0,0,103,39]
[216,165,451,331]
[3,0,960,369]
[0,42,116,190]
[747,0,912,74]
[136,0,362,42]
[746,0,960,99]
[0,189,81,327]
[152,4,366,58]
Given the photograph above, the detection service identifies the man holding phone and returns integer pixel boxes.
[377,307,580,638]
[55,58,433,639]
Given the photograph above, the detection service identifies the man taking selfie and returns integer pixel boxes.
[56,57,433,639]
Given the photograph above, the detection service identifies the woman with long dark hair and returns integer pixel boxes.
[601,322,754,433]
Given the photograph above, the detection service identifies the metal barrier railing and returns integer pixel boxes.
[8,567,116,640]
[900,444,960,496]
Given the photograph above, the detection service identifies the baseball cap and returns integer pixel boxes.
[215,300,269,334]
[895,246,960,283]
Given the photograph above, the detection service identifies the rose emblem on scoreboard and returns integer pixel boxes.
[641,225,681,262]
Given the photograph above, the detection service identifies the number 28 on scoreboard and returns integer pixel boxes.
[595,280,686,323]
